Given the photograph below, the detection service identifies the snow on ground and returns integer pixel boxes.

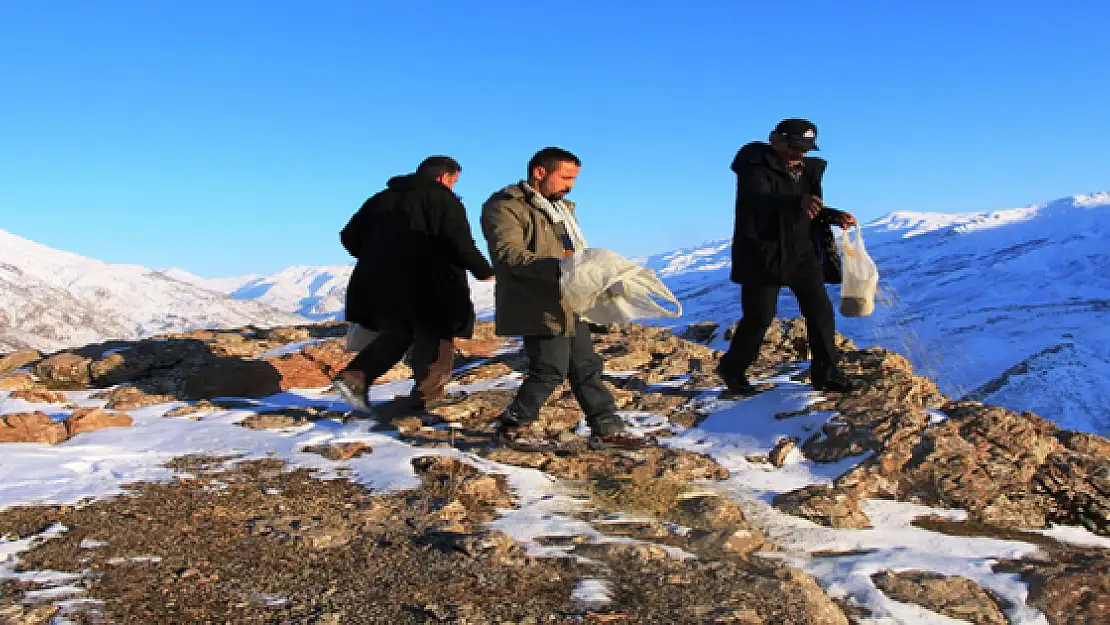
[2,362,1108,623]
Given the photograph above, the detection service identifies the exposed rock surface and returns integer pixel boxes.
[3,318,1109,623]
[871,570,1009,624]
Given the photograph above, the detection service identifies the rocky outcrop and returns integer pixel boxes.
[871,570,1008,624]
[0,412,68,444]
[0,348,41,375]
[65,408,133,437]
[995,549,1110,625]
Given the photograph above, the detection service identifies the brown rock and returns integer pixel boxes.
[995,550,1110,625]
[773,485,872,529]
[606,349,654,372]
[678,494,745,529]
[686,528,766,556]
[872,570,1008,625]
[265,353,332,390]
[88,352,129,385]
[259,326,311,343]
[0,348,41,374]
[573,541,670,563]
[9,388,69,404]
[455,362,513,385]
[781,568,851,625]
[165,401,218,420]
[239,412,309,430]
[374,361,413,383]
[34,353,92,390]
[301,340,355,376]
[769,436,799,467]
[94,386,176,410]
[302,441,372,461]
[66,408,133,437]
[0,373,37,391]
[454,337,504,358]
[0,412,68,444]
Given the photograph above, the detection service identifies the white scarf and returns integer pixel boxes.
[524,183,588,251]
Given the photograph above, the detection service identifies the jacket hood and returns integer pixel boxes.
[731,141,825,174]
[386,173,449,193]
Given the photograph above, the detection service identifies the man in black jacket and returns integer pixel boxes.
[334,156,494,414]
[719,119,860,395]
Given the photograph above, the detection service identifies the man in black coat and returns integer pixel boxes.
[719,119,861,394]
[334,156,494,414]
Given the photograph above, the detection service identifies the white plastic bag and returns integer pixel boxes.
[344,323,377,352]
[837,225,879,317]
[559,248,683,325]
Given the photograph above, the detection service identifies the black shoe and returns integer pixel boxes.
[716,362,757,396]
[812,370,862,393]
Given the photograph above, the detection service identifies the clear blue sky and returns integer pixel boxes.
[2,1,1107,277]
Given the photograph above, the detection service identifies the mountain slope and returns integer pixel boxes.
[167,264,498,321]
[0,229,307,353]
[639,192,1110,433]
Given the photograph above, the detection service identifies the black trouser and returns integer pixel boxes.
[502,319,622,435]
[344,317,455,406]
[720,271,839,381]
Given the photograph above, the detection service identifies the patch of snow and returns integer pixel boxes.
[570,578,612,609]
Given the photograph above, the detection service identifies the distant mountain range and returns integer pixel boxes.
[0,229,306,354]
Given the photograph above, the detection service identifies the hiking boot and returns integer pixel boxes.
[588,417,650,450]
[716,362,758,396]
[332,369,372,413]
[493,420,553,451]
[812,369,862,393]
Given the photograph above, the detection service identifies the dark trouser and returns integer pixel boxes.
[720,271,839,381]
[344,317,456,406]
[502,319,622,435]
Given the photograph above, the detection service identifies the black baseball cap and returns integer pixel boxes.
[772,118,819,151]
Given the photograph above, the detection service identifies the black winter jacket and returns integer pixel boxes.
[729,142,843,286]
[340,173,494,338]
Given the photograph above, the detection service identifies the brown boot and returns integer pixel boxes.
[332,369,371,413]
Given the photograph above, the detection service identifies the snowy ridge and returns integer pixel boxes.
[170,263,498,322]
[0,229,307,353]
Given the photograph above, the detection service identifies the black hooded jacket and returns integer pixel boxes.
[340,173,494,338]
[729,142,843,286]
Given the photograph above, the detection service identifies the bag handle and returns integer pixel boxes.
[625,267,683,319]
[839,224,865,258]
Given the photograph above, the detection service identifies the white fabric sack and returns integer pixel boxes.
[559,248,683,325]
[344,323,377,353]
[837,225,880,317]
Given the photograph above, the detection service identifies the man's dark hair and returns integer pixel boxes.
[527,147,580,177]
[416,155,461,179]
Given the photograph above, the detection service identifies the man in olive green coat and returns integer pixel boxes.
[481,147,645,450]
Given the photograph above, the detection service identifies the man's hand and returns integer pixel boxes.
[802,194,824,219]
[481,276,495,282]
[834,211,858,228]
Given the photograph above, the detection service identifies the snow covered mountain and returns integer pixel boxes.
[642,191,1110,434]
[0,229,308,354]
[164,264,498,322]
